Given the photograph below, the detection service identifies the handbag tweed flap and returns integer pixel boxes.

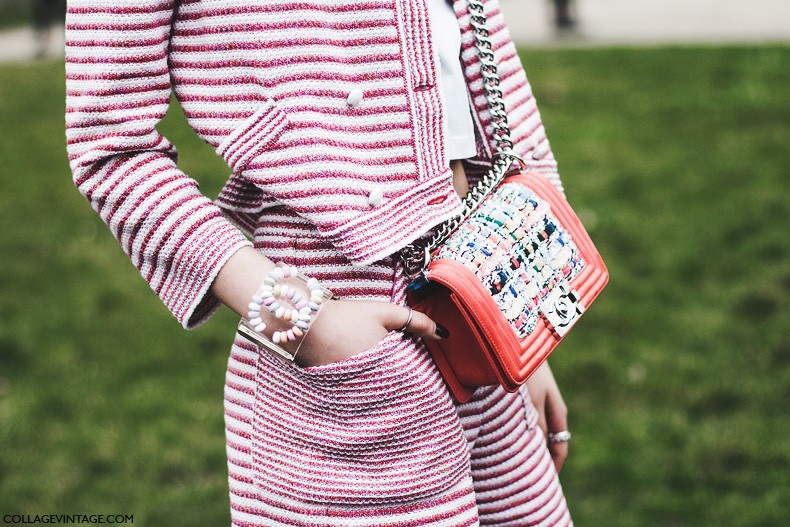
[406,171,608,402]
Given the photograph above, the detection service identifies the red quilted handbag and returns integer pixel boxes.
[404,170,608,402]
[399,0,608,402]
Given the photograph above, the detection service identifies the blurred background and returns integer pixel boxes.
[0,1,788,525]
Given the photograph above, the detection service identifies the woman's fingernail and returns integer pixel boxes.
[435,324,450,339]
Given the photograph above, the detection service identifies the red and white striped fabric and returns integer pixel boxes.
[65,0,562,329]
[223,211,572,524]
[225,348,573,526]
[65,1,573,523]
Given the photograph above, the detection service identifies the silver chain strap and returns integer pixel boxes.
[399,0,525,277]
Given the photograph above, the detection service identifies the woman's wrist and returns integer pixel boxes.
[211,246,338,361]
[238,262,334,361]
[211,246,278,318]
[212,247,448,367]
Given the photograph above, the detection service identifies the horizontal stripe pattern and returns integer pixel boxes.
[223,254,571,524]
[65,0,563,329]
[462,385,573,526]
[66,0,572,522]
[252,332,470,504]
[65,1,252,329]
[225,373,573,525]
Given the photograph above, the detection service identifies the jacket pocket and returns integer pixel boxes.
[215,99,290,175]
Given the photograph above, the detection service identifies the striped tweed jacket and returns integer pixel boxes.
[65,0,562,329]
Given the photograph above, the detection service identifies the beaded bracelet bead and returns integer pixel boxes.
[237,262,334,362]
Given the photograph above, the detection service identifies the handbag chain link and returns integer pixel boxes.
[399,0,526,277]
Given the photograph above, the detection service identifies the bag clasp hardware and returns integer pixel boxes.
[542,282,584,338]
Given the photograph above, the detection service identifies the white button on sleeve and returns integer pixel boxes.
[346,89,364,107]
[367,187,383,207]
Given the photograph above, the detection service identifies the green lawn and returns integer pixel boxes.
[0,46,788,526]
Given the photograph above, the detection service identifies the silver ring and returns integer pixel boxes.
[548,431,571,444]
[397,307,414,332]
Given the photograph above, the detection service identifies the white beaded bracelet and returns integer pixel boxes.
[237,262,334,362]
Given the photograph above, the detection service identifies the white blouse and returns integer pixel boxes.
[427,0,478,160]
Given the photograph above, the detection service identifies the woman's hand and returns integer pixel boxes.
[295,299,447,367]
[526,361,569,472]
[209,247,446,368]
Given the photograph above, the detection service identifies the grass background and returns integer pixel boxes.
[0,46,788,525]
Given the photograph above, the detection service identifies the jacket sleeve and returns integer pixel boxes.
[65,0,253,329]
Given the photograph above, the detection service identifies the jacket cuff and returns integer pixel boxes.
[158,216,253,330]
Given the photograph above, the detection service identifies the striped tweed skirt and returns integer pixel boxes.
[223,208,572,526]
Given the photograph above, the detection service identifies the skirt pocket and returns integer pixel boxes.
[295,330,400,382]
[251,331,470,505]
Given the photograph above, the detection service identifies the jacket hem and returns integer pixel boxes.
[327,174,464,266]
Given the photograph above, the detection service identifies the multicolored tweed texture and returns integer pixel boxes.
[434,182,585,337]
